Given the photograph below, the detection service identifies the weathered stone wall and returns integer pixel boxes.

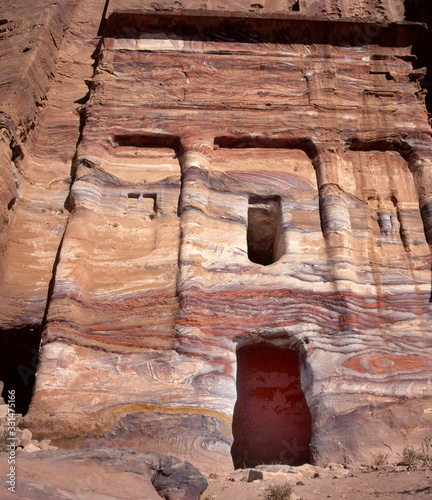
[0,0,106,323]
[0,0,109,416]
[1,0,432,474]
[108,0,405,21]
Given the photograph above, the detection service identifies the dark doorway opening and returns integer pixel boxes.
[232,342,311,468]
[0,325,41,415]
[247,195,282,266]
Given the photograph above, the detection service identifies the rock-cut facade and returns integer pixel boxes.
[0,0,432,472]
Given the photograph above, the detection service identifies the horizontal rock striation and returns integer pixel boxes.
[1,0,432,475]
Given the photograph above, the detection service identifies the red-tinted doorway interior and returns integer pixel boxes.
[232,342,312,468]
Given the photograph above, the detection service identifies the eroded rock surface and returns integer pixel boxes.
[1,0,432,477]
[0,448,207,499]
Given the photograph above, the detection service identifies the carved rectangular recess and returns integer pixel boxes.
[127,192,157,215]
[113,134,181,153]
[211,138,320,262]
[104,133,182,185]
[247,195,282,266]
[214,136,315,157]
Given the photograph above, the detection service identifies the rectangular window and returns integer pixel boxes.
[247,195,281,266]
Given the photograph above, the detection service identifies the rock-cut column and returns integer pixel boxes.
[408,149,432,246]
[313,146,356,334]
[177,139,213,288]
[175,137,235,473]
[314,147,353,263]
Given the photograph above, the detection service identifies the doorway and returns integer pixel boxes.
[231,342,311,468]
[0,325,41,415]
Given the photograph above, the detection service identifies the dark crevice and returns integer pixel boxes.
[41,228,67,332]
[10,141,24,164]
[405,0,432,118]
[75,95,89,150]
[398,486,432,495]
[74,90,90,106]
[7,197,16,210]
[97,0,111,37]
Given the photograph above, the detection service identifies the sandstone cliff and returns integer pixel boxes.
[1,0,432,475]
